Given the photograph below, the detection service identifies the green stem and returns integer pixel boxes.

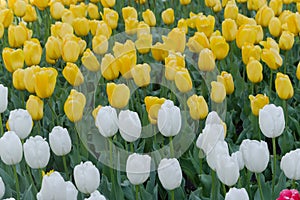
[269,70,273,98]
[0,114,3,136]
[292,179,296,189]
[283,100,288,128]
[247,170,251,196]
[109,138,114,188]
[222,184,226,196]
[272,138,276,193]
[284,51,288,74]
[169,136,174,158]
[13,165,20,200]
[171,190,175,200]
[256,173,264,200]
[130,142,134,153]
[135,185,139,200]
[211,170,217,200]
[62,155,69,178]
[26,165,38,195]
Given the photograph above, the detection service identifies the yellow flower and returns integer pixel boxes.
[31,0,49,10]
[132,63,151,87]
[261,48,282,70]
[165,53,185,80]
[180,0,191,5]
[35,67,58,99]
[94,21,112,38]
[13,0,26,17]
[0,23,3,39]
[242,43,261,64]
[224,1,238,20]
[187,95,208,120]
[205,0,217,7]
[122,6,137,21]
[174,68,193,93]
[247,0,266,10]
[88,3,99,19]
[211,81,226,103]
[246,58,263,83]
[217,71,234,95]
[100,53,120,80]
[136,0,146,4]
[269,0,282,16]
[100,8,119,29]
[144,96,165,124]
[162,8,175,25]
[279,31,294,50]
[59,0,77,6]
[45,36,62,60]
[286,13,300,35]
[61,9,75,25]
[186,32,210,53]
[0,0,7,9]
[24,65,40,93]
[268,17,282,37]
[162,28,186,53]
[62,37,81,63]
[101,0,115,7]
[222,19,237,42]
[50,22,73,39]
[50,2,64,20]
[92,35,108,55]
[236,25,257,48]
[125,17,138,35]
[12,69,26,90]
[255,5,275,27]
[198,48,215,72]
[107,83,130,109]
[137,22,150,38]
[64,89,86,122]
[72,17,90,36]
[70,2,87,18]
[0,9,14,28]
[177,18,188,34]
[2,48,24,73]
[62,63,84,86]
[81,49,100,72]
[260,37,280,52]
[23,38,42,66]
[210,36,229,60]
[236,14,257,26]
[135,34,152,54]
[26,95,43,121]
[8,23,32,48]
[275,72,294,100]
[22,4,37,22]
[195,15,215,37]
[249,94,269,116]
[142,9,156,27]
[151,42,169,61]
[92,105,102,119]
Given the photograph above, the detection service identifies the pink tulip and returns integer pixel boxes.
[277,189,300,200]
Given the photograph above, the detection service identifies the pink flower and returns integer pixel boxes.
[277,189,300,200]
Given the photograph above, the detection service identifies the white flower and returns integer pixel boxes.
[158,158,182,190]
[126,153,151,185]
[216,155,240,186]
[0,84,8,113]
[84,190,106,200]
[206,140,229,170]
[280,149,300,180]
[118,110,142,142]
[225,187,249,200]
[0,177,5,199]
[95,106,118,138]
[49,126,72,156]
[231,151,244,170]
[8,109,32,139]
[0,131,23,165]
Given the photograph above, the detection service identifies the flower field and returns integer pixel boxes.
[1,0,300,199]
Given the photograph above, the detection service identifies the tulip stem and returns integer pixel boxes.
[256,173,264,200]
[135,185,139,200]
[272,138,276,193]
[292,179,296,189]
[62,155,69,179]
[283,100,288,128]
[269,70,273,97]
[130,143,134,152]
[13,165,20,200]
[26,165,38,195]
[222,184,226,196]
[171,190,175,200]
[211,170,217,200]
[169,137,174,158]
[0,113,3,136]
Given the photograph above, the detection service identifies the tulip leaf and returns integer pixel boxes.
[274,172,287,198]
[22,185,34,200]
[278,128,295,155]
[140,186,153,200]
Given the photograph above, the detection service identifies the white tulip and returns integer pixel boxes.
[0,131,23,165]
[158,158,182,190]
[126,153,151,185]
[216,155,240,186]
[231,151,244,170]
[259,104,285,138]
[0,177,5,199]
[49,126,72,156]
[205,111,222,125]
[240,139,269,173]
[24,136,50,169]
[0,84,8,113]
[66,181,78,200]
[84,190,106,200]
[157,100,181,137]
[118,110,141,142]
[206,140,229,170]
[4,198,15,200]
[74,161,100,194]
[95,106,118,138]
[225,188,249,200]
[280,149,300,180]
[8,109,32,139]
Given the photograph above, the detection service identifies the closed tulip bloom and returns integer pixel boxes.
[280,149,300,180]
[73,17,90,36]
[61,9,75,25]
[180,0,191,5]
[0,131,23,165]
[101,8,119,29]
[151,42,169,61]
[8,109,32,139]
[142,9,156,27]
[45,36,62,60]
[247,0,266,10]
[119,110,142,142]
[240,139,269,173]
[268,17,282,37]
[162,28,186,53]
[162,8,174,25]
[84,191,106,200]
[145,96,166,124]
[217,71,234,95]
[2,48,24,73]
[211,81,226,103]
[205,0,217,8]
[49,126,72,156]
[126,153,151,185]
[13,69,25,90]
[23,38,42,66]
[0,177,4,199]
[107,83,130,109]
[50,22,73,39]
[259,104,285,138]
[101,0,115,7]
[177,18,188,34]
[0,23,3,39]
[205,140,229,170]
[94,21,112,38]
[236,14,257,26]
[210,36,229,60]
[158,158,182,190]
[74,161,100,194]
[275,72,294,100]
[31,0,49,10]
[249,94,269,116]
[174,68,193,93]
[195,15,215,37]
[279,31,294,50]
[81,49,100,72]
[92,35,108,55]
[50,2,64,20]
[187,32,210,53]
[62,63,84,86]
[100,54,120,80]
[0,9,14,28]
[236,25,257,48]
[23,4,37,22]
[286,13,300,35]
[62,38,81,63]
[135,34,152,54]
[23,65,40,93]
[224,2,238,20]
[13,0,26,17]
[225,188,249,200]
[297,62,300,80]
[216,155,239,186]
[246,58,263,83]
[261,48,282,70]
[69,3,87,18]
[87,3,99,19]
[187,95,208,120]
[122,6,137,21]
[242,44,261,65]
[269,0,282,16]
[64,89,86,122]
[35,67,58,99]
[255,5,274,27]
[222,19,237,42]
[132,63,151,87]
[95,106,118,138]
[0,84,8,113]
[125,18,138,35]
[198,48,215,72]
[231,151,245,170]
[26,95,43,121]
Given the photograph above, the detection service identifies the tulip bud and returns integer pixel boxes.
[158,158,182,190]
[88,3,99,19]
[69,3,87,18]
[92,35,108,55]
[82,49,100,72]
[0,131,23,165]
[45,36,62,60]
[23,38,42,66]
[222,19,237,42]
[72,17,90,36]
[64,89,86,122]
[280,149,300,180]
[8,109,32,139]
[187,32,210,53]
[217,71,234,95]
[100,54,120,80]
[95,106,118,138]
[162,28,186,53]
[249,94,269,116]
[145,96,166,124]
[35,67,58,99]
[279,31,294,50]
[174,68,193,93]
[269,0,282,16]
[23,65,40,93]
[124,18,138,35]
[119,110,142,142]
[0,177,4,199]
[211,81,226,103]
[101,8,119,29]
[62,63,84,86]
[26,95,43,121]
[49,126,72,156]
[195,15,215,37]
[286,13,300,35]
[187,95,208,120]
[297,62,300,80]
[261,48,282,70]
[62,37,81,63]
[275,72,294,100]
[180,0,191,5]
[0,23,3,39]
[216,155,239,186]
[74,161,100,194]
[12,69,25,91]
[268,17,282,37]
[255,5,274,27]
[13,0,26,17]
[94,21,112,39]
[225,188,249,200]
[247,0,266,10]
[31,0,49,10]
[165,53,184,80]
[84,191,106,200]
[135,34,152,54]
[61,9,75,25]
[23,4,37,22]
[122,6,137,21]
[2,48,24,73]
[246,58,263,83]
[177,18,188,34]
[210,36,229,60]
[132,63,151,87]
[242,44,261,65]
[0,9,14,28]
[198,48,215,72]
[236,25,257,48]
[50,2,64,20]
[205,0,217,8]
[224,2,238,20]
[101,0,115,7]
[162,8,175,25]
[0,84,8,113]
[142,9,156,27]
[126,153,151,185]
[106,83,130,109]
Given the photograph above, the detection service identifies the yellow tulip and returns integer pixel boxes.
[101,0,115,7]
[62,63,84,86]
[279,31,294,50]
[186,32,210,53]
[247,0,266,10]
[282,0,293,4]
[50,2,64,20]
[72,17,90,36]
[175,68,193,93]
[13,69,26,90]
[81,49,100,72]
[275,72,294,100]
[198,48,215,72]
[151,42,169,61]
[35,67,58,99]
[87,3,99,19]
[122,6,137,21]
[107,83,130,109]
[298,2,300,13]
[125,18,138,35]
[162,8,175,25]
[0,0,6,9]
[64,89,86,122]
[268,17,282,37]
[132,63,151,87]
[286,13,300,35]
[100,53,120,80]
[100,8,119,29]
[222,19,237,42]
[0,9,14,28]
[2,48,24,73]
[45,36,62,60]
[165,53,185,80]
[180,0,191,5]
[213,0,222,12]
[69,2,87,18]
[92,35,108,55]
[61,9,75,25]
[187,95,208,120]
[94,21,112,38]
[13,0,26,17]
[210,36,229,60]
[255,5,274,27]
[246,58,263,83]
[278,10,292,24]
[269,0,282,16]
[135,34,152,54]
[60,0,77,6]
[205,0,217,8]
[224,2,238,20]
[62,37,81,63]
[22,4,37,22]
[8,23,32,48]
[23,65,40,93]
[236,13,257,26]
[0,23,3,39]
[242,43,261,64]
[162,28,186,53]
[249,94,269,116]
[260,37,280,52]
[195,15,215,37]
[31,0,49,10]
[26,95,43,120]
[50,22,73,39]
[142,9,156,27]
[211,81,226,103]
[217,71,234,95]
[137,21,150,37]
[136,0,146,4]
[177,18,188,34]
[236,25,257,48]
[92,105,102,119]
[144,96,165,124]
[23,38,42,66]
[297,62,300,80]
[261,48,282,70]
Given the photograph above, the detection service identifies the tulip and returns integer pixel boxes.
[74,161,100,194]
[0,84,8,113]
[297,62,300,80]
[151,42,169,61]
[13,0,26,17]
[0,131,23,165]
[217,71,234,95]
[62,63,84,86]
[236,25,257,48]
[242,44,261,65]
[62,37,81,63]
[224,2,238,20]
[9,22,32,48]
[269,0,282,16]
[286,13,300,35]
[12,69,25,91]
[277,189,300,200]
[279,31,294,50]
[35,67,58,99]
[92,35,108,55]
[84,191,106,200]
[222,19,237,42]
[142,9,156,27]
[177,18,188,34]
[157,100,181,137]
[132,63,151,87]
[49,126,72,156]
[59,0,77,6]
[101,0,115,7]
[125,18,138,35]
[119,110,142,142]
[73,17,90,36]
[0,23,3,39]
[95,21,112,39]
[174,68,193,93]
[249,94,269,116]
[211,81,226,103]
[95,106,118,138]
[210,36,229,60]
[26,95,43,121]
[100,54,120,80]
[280,149,300,181]
[87,3,99,19]
[126,153,151,185]
[205,0,217,8]
[198,48,215,72]
[180,0,191,4]
[50,2,64,20]
[8,109,32,139]
[255,5,275,27]
[23,65,40,93]
[187,95,208,120]
[135,34,152,54]
[261,48,282,70]
[23,38,42,66]
[61,10,75,25]
[31,0,49,10]
[2,48,24,73]
[260,37,280,51]
[206,140,229,170]
[240,139,269,173]
[161,8,175,25]
[187,32,210,53]
[216,155,239,186]
[23,4,37,22]
[247,0,266,10]
[64,89,86,122]
[51,22,73,39]
[236,14,256,26]
[69,3,87,18]
[144,96,166,124]
[225,188,249,200]
[81,49,101,72]
[106,83,130,109]
[0,9,14,28]
[122,6,137,21]
[195,15,214,36]
[246,58,263,83]
[101,8,119,29]
[45,36,62,60]
[165,52,185,80]
[231,151,244,170]
[268,17,282,37]
[0,177,4,199]
[275,72,294,100]
[158,158,182,190]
